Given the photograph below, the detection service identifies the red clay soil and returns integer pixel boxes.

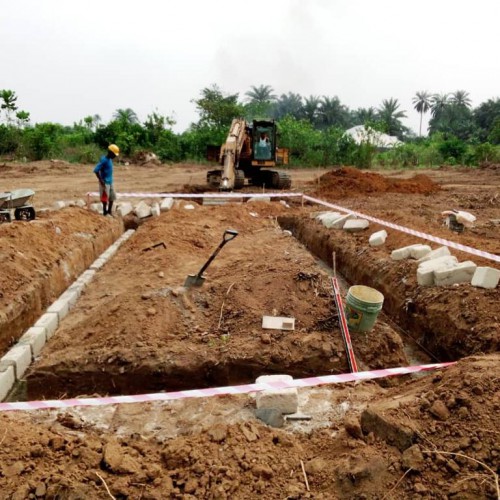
[1,355,497,499]
[312,167,441,198]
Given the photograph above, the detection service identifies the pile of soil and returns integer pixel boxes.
[311,167,440,198]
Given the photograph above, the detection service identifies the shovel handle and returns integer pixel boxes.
[196,229,238,277]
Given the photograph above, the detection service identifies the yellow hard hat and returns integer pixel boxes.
[108,144,120,156]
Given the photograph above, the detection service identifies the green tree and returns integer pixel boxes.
[113,108,139,125]
[450,90,472,108]
[0,90,19,124]
[273,93,303,120]
[15,111,30,128]
[351,107,377,126]
[430,93,450,119]
[192,84,244,130]
[377,98,407,137]
[245,84,276,104]
[412,91,432,136]
[301,95,321,126]
[473,98,500,143]
[318,96,350,129]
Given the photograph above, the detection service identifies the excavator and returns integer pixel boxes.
[206,119,291,190]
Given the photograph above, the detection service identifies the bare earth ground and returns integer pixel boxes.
[0,161,499,499]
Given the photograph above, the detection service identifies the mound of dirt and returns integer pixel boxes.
[311,167,440,198]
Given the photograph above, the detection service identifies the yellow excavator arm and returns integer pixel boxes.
[220,118,247,190]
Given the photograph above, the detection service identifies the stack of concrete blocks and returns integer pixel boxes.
[255,374,298,415]
[369,230,388,247]
[0,229,136,402]
[391,244,433,261]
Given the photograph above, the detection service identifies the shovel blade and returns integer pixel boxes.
[184,274,205,288]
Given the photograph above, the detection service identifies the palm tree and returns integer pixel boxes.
[245,85,276,105]
[0,89,18,124]
[412,91,432,136]
[302,95,321,125]
[450,90,472,108]
[377,98,407,136]
[352,107,377,126]
[113,108,139,124]
[430,93,449,118]
[319,96,349,129]
[274,92,303,120]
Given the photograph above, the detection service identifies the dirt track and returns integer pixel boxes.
[0,161,499,499]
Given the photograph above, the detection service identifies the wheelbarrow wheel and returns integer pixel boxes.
[14,206,36,221]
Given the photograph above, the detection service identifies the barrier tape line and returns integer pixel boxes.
[0,363,454,412]
[303,195,500,263]
[331,277,358,373]
[87,192,304,199]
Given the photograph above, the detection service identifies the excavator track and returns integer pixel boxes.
[234,169,245,189]
[273,171,292,189]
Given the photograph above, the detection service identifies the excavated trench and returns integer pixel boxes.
[11,205,495,402]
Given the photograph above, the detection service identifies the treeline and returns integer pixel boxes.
[0,86,499,168]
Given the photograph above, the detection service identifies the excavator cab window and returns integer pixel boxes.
[254,126,273,160]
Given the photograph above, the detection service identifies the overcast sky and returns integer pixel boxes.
[2,0,499,134]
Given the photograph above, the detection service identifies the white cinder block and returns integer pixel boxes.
[418,246,451,263]
[369,230,387,247]
[316,212,343,228]
[409,244,432,260]
[434,261,477,286]
[58,289,79,309]
[256,375,298,414]
[68,282,83,298]
[90,258,106,270]
[134,201,152,219]
[76,269,96,286]
[74,199,86,208]
[471,267,500,289]
[0,365,15,401]
[391,246,412,261]
[160,197,174,212]
[1,345,32,379]
[47,298,70,321]
[330,214,356,229]
[262,316,295,330]
[18,327,47,358]
[247,197,271,203]
[151,203,161,217]
[343,219,369,232]
[90,203,102,213]
[34,313,58,338]
[53,200,66,209]
[116,202,133,217]
[417,257,459,286]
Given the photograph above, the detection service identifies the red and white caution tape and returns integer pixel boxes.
[331,277,358,373]
[304,195,500,263]
[86,192,304,199]
[0,363,454,412]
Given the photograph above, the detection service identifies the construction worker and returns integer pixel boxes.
[94,144,119,216]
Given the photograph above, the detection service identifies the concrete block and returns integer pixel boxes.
[90,258,106,270]
[184,204,196,210]
[391,246,413,261]
[417,256,459,286]
[18,327,47,358]
[90,203,102,214]
[434,261,477,286]
[262,316,295,330]
[0,365,15,401]
[53,200,66,209]
[160,197,174,212]
[34,313,58,339]
[134,201,152,219]
[151,203,161,217]
[343,218,369,232]
[67,282,84,298]
[116,201,133,217]
[330,214,356,229]
[1,345,32,379]
[316,212,343,228]
[256,375,298,414]
[74,199,86,208]
[47,298,70,321]
[369,230,387,247]
[471,267,500,289]
[418,246,451,263]
[409,244,432,260]
[248,197,271,203]
[58,289,79,309]
[76,269,96,286]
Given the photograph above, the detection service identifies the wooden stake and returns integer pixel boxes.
[300,460,310,492]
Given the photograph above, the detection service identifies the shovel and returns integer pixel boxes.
[184,229,238,287]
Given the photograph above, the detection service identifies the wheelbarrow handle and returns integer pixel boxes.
[196,229,238,277]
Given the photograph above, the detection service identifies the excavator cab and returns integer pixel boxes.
[253,123,274,161]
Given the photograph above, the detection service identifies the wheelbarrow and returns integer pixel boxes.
[184,229,238,287]
[0,188,36,223]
